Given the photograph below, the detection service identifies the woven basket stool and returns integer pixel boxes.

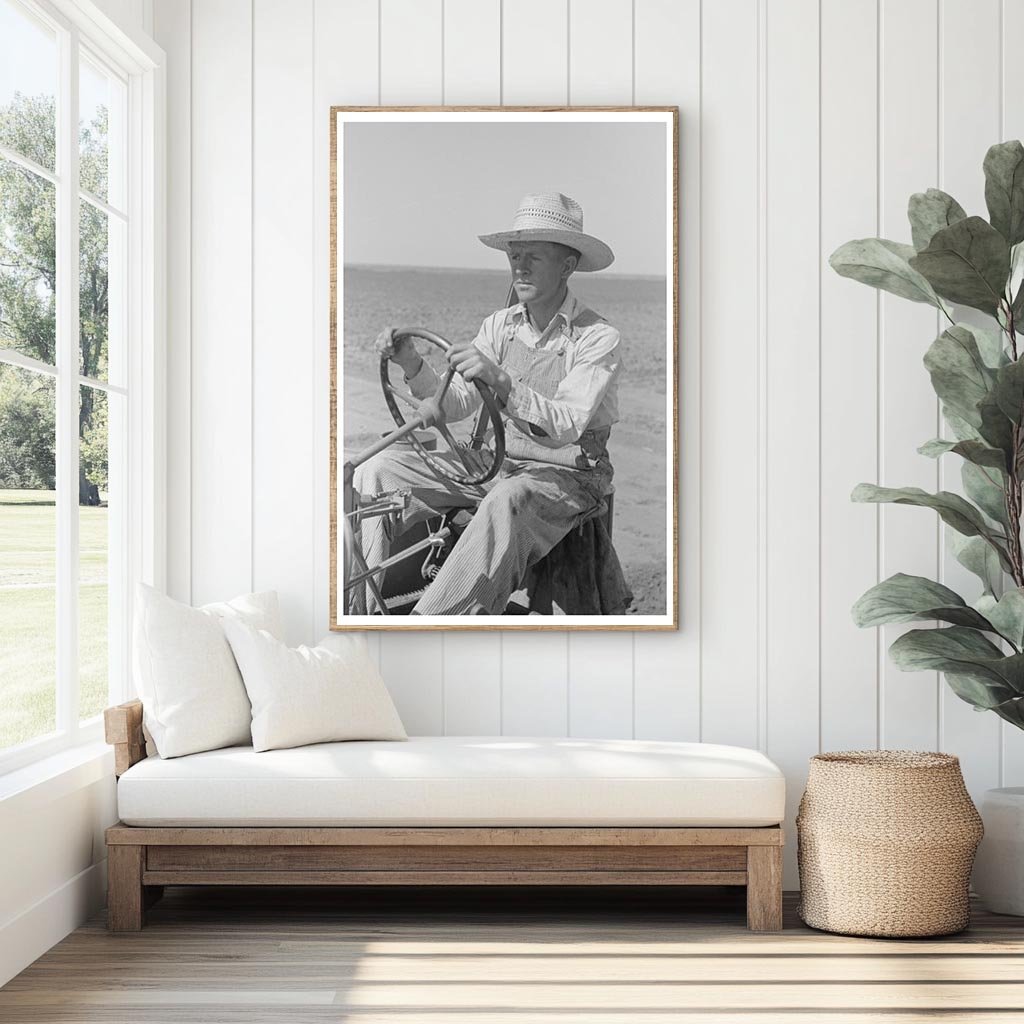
[797,751,983,937]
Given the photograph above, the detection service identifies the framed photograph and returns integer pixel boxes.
[331,107,678,631]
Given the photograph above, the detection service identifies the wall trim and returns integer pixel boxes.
[0,860,107,987]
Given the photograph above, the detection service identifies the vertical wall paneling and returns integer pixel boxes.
[315,0,380,108]
[568,633,634,738]
[440,0,504,733]
[165,0,1021,883]
[938,0,1002,795]
[764,0,821,883]
[819,0,879,752]
[189,0,253,605]
[253,0,315,646]
[564,0,635,738]
[376,0,446,726]
[380,633,446,734]
[501,0,568,105]
[443,639,502,734]
[1001,0,1024,785]
[496,0,572,736]
[442,0,500,106]
[567,0,631,104]
[153,0,190,604]
[632,0,700,742]
[501,633,569,736]
[313,0,380,659]
[380,0,443,106]
[698,0,761,749]
[877,0,941,751]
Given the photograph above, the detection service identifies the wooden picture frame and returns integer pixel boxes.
[330,107,679,631]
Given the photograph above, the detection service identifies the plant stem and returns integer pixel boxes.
[1005,471,1024,587]
[1006,308,1024,586]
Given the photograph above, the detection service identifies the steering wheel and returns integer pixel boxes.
[380,328,506,486]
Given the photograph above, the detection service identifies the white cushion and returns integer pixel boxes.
[133,584,283,759]
[116,736,786,827]
[222,622,407,752]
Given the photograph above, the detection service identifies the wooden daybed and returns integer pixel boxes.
[104,699,785,932]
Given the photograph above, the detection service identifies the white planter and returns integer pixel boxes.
[973,787,1024,916]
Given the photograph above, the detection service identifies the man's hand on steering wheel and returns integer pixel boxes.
[446,340,512,404]
[375,327,507,486]
[375,326,423,380]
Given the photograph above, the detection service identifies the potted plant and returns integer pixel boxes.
[832,140,1024,913]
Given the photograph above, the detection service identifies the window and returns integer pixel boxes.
[0,0,161,772]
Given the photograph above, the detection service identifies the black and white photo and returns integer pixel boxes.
[331,108,678,629]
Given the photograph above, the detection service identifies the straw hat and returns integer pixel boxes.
[478,192,614,272]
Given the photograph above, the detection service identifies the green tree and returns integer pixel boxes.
[0,92,109,503]
[0,365,54,489]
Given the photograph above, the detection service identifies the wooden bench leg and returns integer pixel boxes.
[746,845,783,931]
[107,845,145,931]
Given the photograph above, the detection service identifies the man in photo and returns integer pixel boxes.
[350,191,627,616]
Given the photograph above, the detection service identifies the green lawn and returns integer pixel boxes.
[0,489,109,751]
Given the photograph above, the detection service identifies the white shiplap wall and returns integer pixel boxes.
[153,0,1024,885]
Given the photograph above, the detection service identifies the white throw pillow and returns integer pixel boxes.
[223,621,407,752]
[133,584,283,758]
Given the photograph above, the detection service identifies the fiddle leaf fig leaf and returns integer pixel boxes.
[984,140,1024,246]
[993,358,1024,423]
[962,461,1009,528]
[969,322,1012,369]
[851,484,1011,566]
[942,407,983,442]
[918,437,1008,471]
[923,326,997,427]
[977,392,1016,458]
[909,216,1011,314]
[888,627,1024,701]
[950,532,1004,597]
[1010,241,1024,323]
[977,589,1024,649]
[1008,241,1024,305]
[830,238,943,307]
[909,188,968,251]
[983,687,1024,728]
[1012,278,1024,325]
[944,671,1024,714]
[852,573,994,630]
[890,624,1004,666]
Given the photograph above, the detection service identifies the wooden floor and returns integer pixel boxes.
[2,886,1024,1022]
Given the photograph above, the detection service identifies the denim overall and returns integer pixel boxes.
[497,305,614,486]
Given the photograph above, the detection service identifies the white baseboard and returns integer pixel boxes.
[0,859,107,987]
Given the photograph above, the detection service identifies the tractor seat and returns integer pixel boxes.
[523,491,633,615]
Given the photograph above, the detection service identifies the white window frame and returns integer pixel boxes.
[0,0,164,776]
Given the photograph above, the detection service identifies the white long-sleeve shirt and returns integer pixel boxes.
[404,289,622,445]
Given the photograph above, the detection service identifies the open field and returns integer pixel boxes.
[0,489,108,750]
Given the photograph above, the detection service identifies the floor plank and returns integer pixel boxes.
[3,887,1024,1021]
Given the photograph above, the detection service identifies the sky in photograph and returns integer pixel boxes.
[342,119,669,278]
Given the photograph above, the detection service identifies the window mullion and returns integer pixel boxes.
[55,23,81,735]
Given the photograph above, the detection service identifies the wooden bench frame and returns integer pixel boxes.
[104,700,784,932]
